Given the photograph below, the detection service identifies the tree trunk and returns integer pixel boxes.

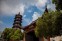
[39,36,44,41]
[47,36,50,41]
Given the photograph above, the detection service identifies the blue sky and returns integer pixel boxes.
[0,0,56,31]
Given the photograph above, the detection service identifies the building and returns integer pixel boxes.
[12,12,22,29]
[22,6,48,40]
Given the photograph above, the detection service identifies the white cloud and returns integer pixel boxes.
[36,0,48,10]
[47,3,56,11]
[1,2,25,16]
[0,0,38,16]
[0,0,56,16]
[32,12,41,21]
[37,0,47,6]
[12,4,25,15]
[1,0,48,16]
[0,0,54,16]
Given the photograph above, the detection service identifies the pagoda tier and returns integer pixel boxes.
[13,22,21,25]
[13,21,21,24]
[15,15,22,19]
[12,12,22,29]
[14,18,22,21]
[13,24,21,28]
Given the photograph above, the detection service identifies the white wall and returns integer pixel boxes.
[50,36,62,41]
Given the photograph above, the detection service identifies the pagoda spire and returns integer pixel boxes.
[12,12,22,29]
[18,12,20,15]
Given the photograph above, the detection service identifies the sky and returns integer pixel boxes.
[0,0,56,31]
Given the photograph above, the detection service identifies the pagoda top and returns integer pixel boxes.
[18,12,20,15]
[16,12,21,16]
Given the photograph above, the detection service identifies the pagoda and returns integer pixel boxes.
[12,12,22,29]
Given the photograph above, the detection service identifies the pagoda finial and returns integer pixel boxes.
[18,12,20,15]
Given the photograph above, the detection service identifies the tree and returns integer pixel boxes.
[35,11,62,41]
[54,11,62,35]
[42,12,53,41]
[6,28,15,41]
[10,29,23,41]
[2,28,23,41]
[2,28,12,40]
[35,17,47,41]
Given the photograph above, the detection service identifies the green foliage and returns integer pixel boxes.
[35,11,62,38]
[54,11,62,35]
[35,18,43,37]
[2,28,12,39]
[2,28,23,41]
